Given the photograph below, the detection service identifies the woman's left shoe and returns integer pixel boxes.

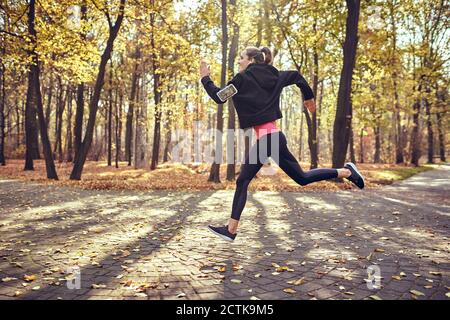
[207,225,237,241]
[344,162,365,189]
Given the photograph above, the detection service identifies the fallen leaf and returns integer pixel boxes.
[410,290,425,296]
[232,265,243,271]
[230,279,242,284]
[24,274,37,282]
[135,292,147,298]
[288,278,306,286]
[283,288,296,294]
[123,279,133,287]
[369,295,382,300]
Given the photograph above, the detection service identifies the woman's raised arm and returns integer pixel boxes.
[200,60,242,104]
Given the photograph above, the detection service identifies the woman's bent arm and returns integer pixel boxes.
[280,70,314,101]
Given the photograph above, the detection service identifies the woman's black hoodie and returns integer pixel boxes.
[200,62,314,129]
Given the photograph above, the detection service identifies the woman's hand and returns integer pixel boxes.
[304,99,316,113]
[200,59,211,79]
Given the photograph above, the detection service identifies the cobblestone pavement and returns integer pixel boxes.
[0,164,449,300]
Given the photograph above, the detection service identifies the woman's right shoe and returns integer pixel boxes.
[344,162,365,189]
[207,225,237,241]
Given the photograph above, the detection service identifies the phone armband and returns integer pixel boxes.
[216,84,238,102]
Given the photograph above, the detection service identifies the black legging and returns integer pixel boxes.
[231,131,338,221]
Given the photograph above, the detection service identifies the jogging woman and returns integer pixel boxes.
[200,46,364,241]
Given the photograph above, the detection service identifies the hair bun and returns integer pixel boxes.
[259,46,273,65]
[244,46,273,65]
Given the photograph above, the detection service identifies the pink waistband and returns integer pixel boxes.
[253,121,280,140]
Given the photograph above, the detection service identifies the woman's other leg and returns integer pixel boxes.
[229,136,269,233]
[273,131,339,186]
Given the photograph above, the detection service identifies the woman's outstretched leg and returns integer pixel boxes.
[273,131,356,185]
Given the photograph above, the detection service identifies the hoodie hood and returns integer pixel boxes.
[245,63,279,90]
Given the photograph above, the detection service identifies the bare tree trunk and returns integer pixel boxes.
[125,48,140,166]
[0,59,5,165]
[298,106,304,161]
[134,76,147,169]
[73,4,87,163]
[317,77,324,160]
[349,119,356,163]
[107,60,113,166]
[226,1,239,181]
[388,0,404,164]
[163,111,172,162]
[115,87,123,167]
[150,5,162,170]
[359,127,364,163]
[436,111,446,162]
[74,82,84,162]
[70,0,126,180]
[57,80,67,163]
[44,72,53,127]
[410,99,421,166]
[163,82,174,163]
[308,19,319,169]
[208,0,228,183]
[332,0,360,169]
[255,5,263,47]
[425,98,433,163]
[26,0,58,179]
[374,124,381,163]
[24,65,40,170]
[394,87,404,164]
[436,88,446,162]
[16,99,21,148]
[66,87,73,162]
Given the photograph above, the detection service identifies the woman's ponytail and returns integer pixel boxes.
[259,47,273,65]
[244,46,273,65]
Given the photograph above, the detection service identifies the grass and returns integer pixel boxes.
[370,165,435,182]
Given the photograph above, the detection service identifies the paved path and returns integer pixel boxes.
[0,165,449,300]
